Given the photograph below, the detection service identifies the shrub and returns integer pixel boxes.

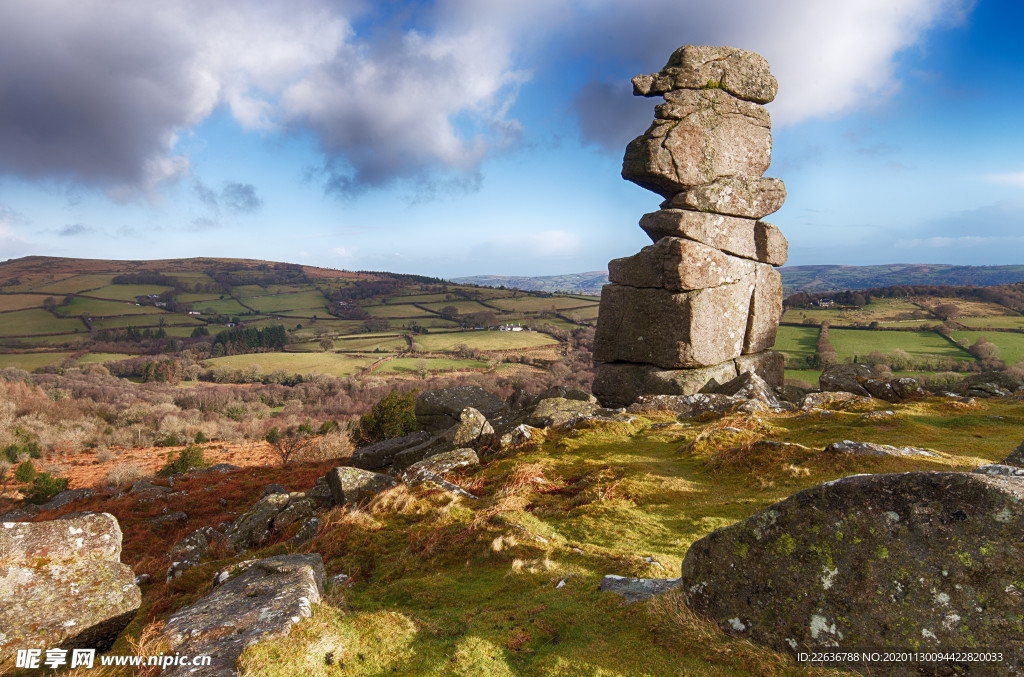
[350,390,418,448]
[24,473,70,505]
[106,463,147,487]
[194,431,208,444]
[155,433,182,447]
[158,445,209,476]
[14,460,37,483]
[96,449,115,464]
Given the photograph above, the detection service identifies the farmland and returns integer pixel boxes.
[0,256,597,384]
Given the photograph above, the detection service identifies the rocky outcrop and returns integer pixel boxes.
[825,440,940,458]
[324,466,398,507]
[0,513,141,654]
[594,44,786,408]
[415,386,509,432]
[161,553,324,676]
[167,526,220,582]
[348,431,433,470]
[0,487,96,522]
[819,363,925,403]
[679,472,1024,674]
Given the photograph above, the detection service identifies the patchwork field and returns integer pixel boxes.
[204,352,375,377]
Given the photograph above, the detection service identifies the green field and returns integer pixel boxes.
[952,330,1024,365]
[564,305,600,321]
[365,304,434,318]
[956,315,1024,329]
[30,274,115,294]
[90,314,203,329]
[783,368,821,386]
[414,330,559,352]
[76,352,134,364]
[193,298,251,315]
[176,292,225,303]
[0,309,86,336]
[828,328,972,362]
[418,300,495,314]
[55,297,160,318]
[375,356,488,374]
[203,352,375,377]
[0,294,46,312]
[488,296,600,312]
[89,284,175,301]
[0,352,73,371]
[243,291,330,313]
[772,325,819,365]
[332,335,409,352]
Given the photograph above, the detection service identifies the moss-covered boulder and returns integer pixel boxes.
[0,513,140,654]
[679,472,1024,674]
[324,466,397,506]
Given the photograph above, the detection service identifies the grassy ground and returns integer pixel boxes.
[0,352,73,370]
[28,273,115,294]
[365,304,435,319]
[243,291,331,314]
[55,297,159,318]
[375,356,490,374]
[0,294,45,312]
[87,284,176,301]
[773,326,818,365]
[90,314,202,330]
[203,352,375,377]
[488,296,600,312]
[952,330,1024,364]
[827,328,971,361]
[193,298,252,315]
[0,309,86,336]
[414,331,559,352]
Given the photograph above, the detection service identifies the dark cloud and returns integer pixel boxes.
[58,224,92,237]
[220,183,264,213]
[572,80,650,154]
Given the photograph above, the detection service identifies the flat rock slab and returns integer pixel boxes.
[608,237,758,292]
[639,209,787,266]
[348,431,432,470]
[162,553,324,677]
[415,386,509,432]
[0,513,140,654]
[825,440,940,458]
[632,45,778,104]
[401,448,479,484]
[325,466,398,507]
[662,176,786,219]
[600,575,683,604]
[679,472,1024,674]
[975,463,1024,478]
[528,397,601,428]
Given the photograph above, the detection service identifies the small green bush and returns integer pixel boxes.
[25,473,70,505]
[351,390,418,448]
[318,420,340,435]
[158,445,209,476]
[265,427,282,445]
[14,460,37,483]
[155,433,182,448]
[194,431,208,444]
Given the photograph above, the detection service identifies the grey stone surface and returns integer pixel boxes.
[625,393,745,417]
[162,554,324,677]
[324,466,397,507]
[450,407,494,446]
[222,493,291,553]
[0,513,140,654]
[401,448,480,483]
[608,237,757,291]
[415,386,509,432]
[600,575,683,604]
[528,397,601,428]
[1003,440,1024,467]
[167,526,221,582]
[632,45,778,103]
[348,430,432,470]
[825,440,939,457]
[639,210,787,266]
[713,371,779,407]
[974,463,1024,478]
[499,424,537,449]
[594,281,752,369]
[679,472,1024,673]
[623,89,771,196]
[662,176,786,219]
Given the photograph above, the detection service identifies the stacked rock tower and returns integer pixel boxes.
[593,46,788,408]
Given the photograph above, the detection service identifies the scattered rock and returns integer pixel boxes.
[679,472,1024,671]
[824,440,939,458]
[857,410,898,422]
[134,573,150,586]
[222,493,291,552]
[974,464,1024,478]
[145,511,188,526]
[449,407,494,446]
[261,483,287,497]
[167,526,221,582]
[161,553,324,677]
[711,371,779,407]
[1002,440,1024,467]
[799,390,862,411]
[289,517,322,546]
[324,466,398,507]
[401,448,480,482]
[819,364,924,403]
[528,397,601,428]
[185,463,241,476]
[600,575,683,604]
[415,386,509,432]
[626,393,744,418]
[0,513,141,654]
[499,424,536,449]
[330,573,351,588]
[348,430,433,470]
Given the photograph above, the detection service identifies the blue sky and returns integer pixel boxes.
[1,0,1022,278]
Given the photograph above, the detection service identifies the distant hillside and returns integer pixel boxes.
[452,271,609,295]
[456,264,1024,296]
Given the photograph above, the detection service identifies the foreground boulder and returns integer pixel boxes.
[679,472,1024,674]
[819,364,925,403]
[348,431,432,470]
[415,386,509,432]
[161,553,324,676]
[0,513,141,654]
[325,466,397,506]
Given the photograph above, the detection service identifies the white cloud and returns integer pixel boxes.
[486,229,582,257]
[984,172,1024,188]
[331,246,356,259]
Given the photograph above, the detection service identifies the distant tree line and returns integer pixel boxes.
[212,325,287,354]
[785,282,1024,315]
